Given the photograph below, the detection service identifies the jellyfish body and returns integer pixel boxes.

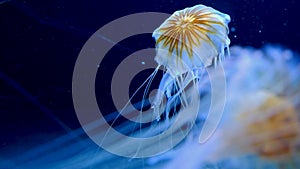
[237,91,300,161]
[151,4,230,121]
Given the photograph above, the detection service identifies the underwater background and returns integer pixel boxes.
[1,0,300,168]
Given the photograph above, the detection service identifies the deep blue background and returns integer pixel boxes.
[0,0,299,154]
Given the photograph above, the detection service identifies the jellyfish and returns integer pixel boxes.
[237,91,300,162]
[97,4,232,158]
[149,4,230,122]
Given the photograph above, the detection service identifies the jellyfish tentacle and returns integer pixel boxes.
[141,66,159,113]
[152,70,174,121]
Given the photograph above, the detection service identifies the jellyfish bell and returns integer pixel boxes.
[178,91,300,166]
[151,4,230,121]
[152,4,231,76]
[236,91,300,162]
[199,90,300,167]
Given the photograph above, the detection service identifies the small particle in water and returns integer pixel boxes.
[234,35,237,38]
[258,30,262,33]
[141,61,145,65]
[231,27,236,32]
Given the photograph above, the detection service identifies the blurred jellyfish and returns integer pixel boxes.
[149,4,230,122]
[149,46,300,169]
[236,91,300,162]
